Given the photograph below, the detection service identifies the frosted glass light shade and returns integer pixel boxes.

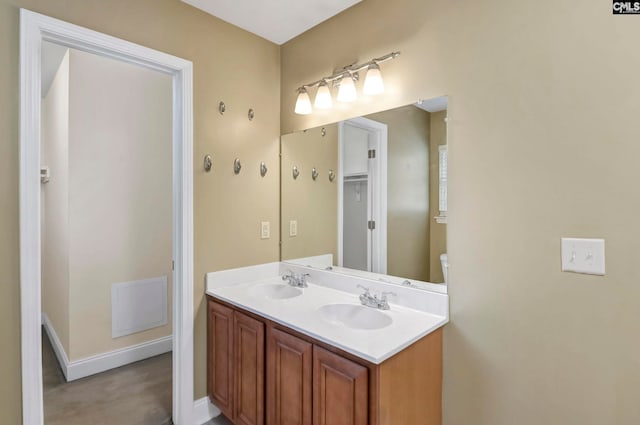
[314,81,333,109]
[337,75,357,102]
[294,88,312,115]
[363,63,384,95]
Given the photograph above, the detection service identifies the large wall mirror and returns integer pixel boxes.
[280,96,448,289]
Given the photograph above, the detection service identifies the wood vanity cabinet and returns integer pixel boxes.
[234,311,265,425]
[266,327,312,425]
[313,345,368,425]
[207,299,265,425]
[207,297,443,425]
[207,301,234,418]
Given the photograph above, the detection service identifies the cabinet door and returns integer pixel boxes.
[313,346,368,425]
[207,300,234,419]
[267,327,312,425]
[234,310,265,425]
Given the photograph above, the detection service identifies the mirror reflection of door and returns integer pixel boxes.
[339,118,387,273]
[40,41,174,425]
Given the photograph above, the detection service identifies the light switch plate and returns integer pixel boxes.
[561,238,605,275]
[289,220,297,237]
[260,221,270,239]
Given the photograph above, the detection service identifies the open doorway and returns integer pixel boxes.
[40,41,173,424]
[20,10,194,425]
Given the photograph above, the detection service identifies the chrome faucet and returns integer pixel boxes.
[282,270,310,288]
[357,285,396,310]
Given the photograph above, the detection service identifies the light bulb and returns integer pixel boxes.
[314,81,333,109]
[337,74,357,102]
[363,63,384,95]
[294,88,312,115]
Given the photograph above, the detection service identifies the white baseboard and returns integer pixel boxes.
[41,313,71,381]
[42,312,172,381]
[193,396,221,425]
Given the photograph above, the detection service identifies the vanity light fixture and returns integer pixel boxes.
[294,88,313,115]
[314,81,333,109]
[293,51,400,115]
[336,74,357,103]
[363,63,384,95]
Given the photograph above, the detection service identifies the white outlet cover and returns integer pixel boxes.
[289,220,297,237]
[561,238,605,276]
[261,221,270,239]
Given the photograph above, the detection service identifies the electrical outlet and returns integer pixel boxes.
[561,238,605,275]
[289,220,297,237]
[261,221,270,239]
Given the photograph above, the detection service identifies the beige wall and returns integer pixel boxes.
[42,46,173,363]
[281,124,338,261]
[366,105,430,281]
[429,110,447,283]
[282,0,640,424]
[0,0,280,418]
[66,48,173,360]
[41,50,70,356]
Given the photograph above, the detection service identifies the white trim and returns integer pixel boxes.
[20,9,194,425]
[193,397,222,425]
[43,313,172,381]
[337,122,344,267]
[67,336,173,382]
[41,313,70,381]
[337,117,388,274]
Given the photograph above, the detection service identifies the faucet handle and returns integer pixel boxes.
[282,269,294,280]
[357,284,370,294]
[299,273,310,285]
[381,291,397,300]
[379,291,396,310]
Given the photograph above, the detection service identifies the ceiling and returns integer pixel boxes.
[416,96,448,113]
[181,0,363,45]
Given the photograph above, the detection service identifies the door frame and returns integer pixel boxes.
[20,9,194,425]
[337,117,388,274]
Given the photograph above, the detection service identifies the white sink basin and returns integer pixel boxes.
[250,283,302,300]
[317,303,392,330]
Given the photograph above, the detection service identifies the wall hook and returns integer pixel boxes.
[328,169,335,182]
[311,167,319,181]
[321,127,326,137]
[219,101,226,115]
[292,165,300,179]
[260,161,267,177]
[204,154,212,172]
[248,108,255,121]
[233,158,242,174]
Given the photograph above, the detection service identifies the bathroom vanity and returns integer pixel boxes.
[205,262,448,425]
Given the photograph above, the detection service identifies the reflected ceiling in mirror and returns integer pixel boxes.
[280,96,448,289]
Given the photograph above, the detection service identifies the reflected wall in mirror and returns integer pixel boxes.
[281,96,448,285]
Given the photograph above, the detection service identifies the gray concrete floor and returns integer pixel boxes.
[43,329,232,425]
[43,329,172,424]
[201,415,233,425]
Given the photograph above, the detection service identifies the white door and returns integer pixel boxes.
[338,118,387,273]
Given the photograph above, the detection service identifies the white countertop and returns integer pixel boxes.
[206,262,448,364]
